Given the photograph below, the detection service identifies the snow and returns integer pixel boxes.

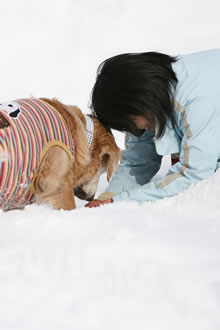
[1,0,220,329]
[1,151,220,330]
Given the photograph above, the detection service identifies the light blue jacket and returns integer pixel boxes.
[106,49,220,203]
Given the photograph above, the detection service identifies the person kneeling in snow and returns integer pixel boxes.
[86,49,220,207]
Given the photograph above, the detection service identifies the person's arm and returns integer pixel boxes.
[85,130,161,207]
[113,100,220,203]
[98,130,162,200]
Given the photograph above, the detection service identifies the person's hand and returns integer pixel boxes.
[85,199,113,208]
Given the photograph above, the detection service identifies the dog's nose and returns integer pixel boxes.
[74,186,95,201]
[86,194,95,202]
[74,186,82,195]
[74,186,85,199]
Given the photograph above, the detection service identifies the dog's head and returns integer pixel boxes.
[73,123,120,201]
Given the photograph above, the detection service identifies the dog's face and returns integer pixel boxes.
[73,131,120,201]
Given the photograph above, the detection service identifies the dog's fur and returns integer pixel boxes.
[1,98,120,210]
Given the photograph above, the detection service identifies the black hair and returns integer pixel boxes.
[90,52,178,138]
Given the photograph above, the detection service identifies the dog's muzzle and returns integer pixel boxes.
[74,186,95,201]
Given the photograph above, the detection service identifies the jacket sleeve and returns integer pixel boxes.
[105,130,162,194]
[112,99,220,203]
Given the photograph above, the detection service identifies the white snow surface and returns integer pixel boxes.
[1,0,220,329]
[0,158,220,330]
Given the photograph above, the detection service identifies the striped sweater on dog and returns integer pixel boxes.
[0,98,75,210]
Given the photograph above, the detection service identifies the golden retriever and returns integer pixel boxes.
[0,98,120,211]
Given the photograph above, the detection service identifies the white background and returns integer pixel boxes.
[0,1,220,329]
[1,0,220,110]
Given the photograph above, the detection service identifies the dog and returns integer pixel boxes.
[0,98,120,211]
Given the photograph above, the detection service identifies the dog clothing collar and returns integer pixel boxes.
[85,115,94,149]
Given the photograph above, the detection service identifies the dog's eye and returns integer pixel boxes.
[8,104,13,107]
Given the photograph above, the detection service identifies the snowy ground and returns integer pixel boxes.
[1,0,220,329]
[0,137,220,330]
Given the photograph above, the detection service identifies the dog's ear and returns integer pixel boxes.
[101,145,120,182]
